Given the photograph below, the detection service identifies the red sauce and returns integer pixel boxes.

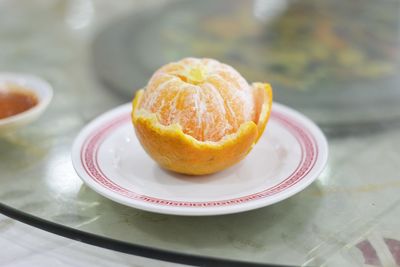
[0,85,38,119]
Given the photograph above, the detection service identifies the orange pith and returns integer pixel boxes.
[132,58,272,175]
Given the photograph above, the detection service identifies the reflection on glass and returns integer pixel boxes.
[45,147,82,196]
[65,0,94,30]
[253,0,288,23]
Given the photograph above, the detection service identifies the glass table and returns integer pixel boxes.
[1,0,400,266]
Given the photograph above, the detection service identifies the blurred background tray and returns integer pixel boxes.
[93,0,400,128]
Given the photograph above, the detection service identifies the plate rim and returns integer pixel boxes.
[72,102,328,216]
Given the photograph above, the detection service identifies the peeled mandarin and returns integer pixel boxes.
[132,57,272,175]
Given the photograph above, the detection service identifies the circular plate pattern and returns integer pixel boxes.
[72,103,328,216]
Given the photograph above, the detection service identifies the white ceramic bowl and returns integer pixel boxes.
[0,73,53,132]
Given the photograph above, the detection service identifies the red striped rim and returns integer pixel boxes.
[80,110,318,208]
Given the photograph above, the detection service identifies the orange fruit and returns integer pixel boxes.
[132,58,272,175]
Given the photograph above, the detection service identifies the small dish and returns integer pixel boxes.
[0,73,53,132]
[72,103,328,216]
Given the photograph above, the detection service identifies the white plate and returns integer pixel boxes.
[72,103,328,216]
[0,73,53,132]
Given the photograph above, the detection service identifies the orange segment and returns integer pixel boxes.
[139,58,255,142]
[132,58,272,175]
